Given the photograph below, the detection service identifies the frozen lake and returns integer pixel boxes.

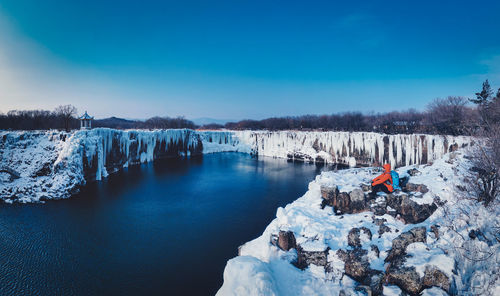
[0,153,328,295]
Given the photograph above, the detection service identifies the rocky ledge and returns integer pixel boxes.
[272,224,452,295]
[218,151,500,296]
[268,167,455,295]
[320,179,437,224]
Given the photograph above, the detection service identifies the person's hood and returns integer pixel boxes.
[383,164,391,172]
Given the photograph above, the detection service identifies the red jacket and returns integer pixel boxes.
[372,164,393,192]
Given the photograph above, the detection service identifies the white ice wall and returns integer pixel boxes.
[0,129,472,202]
[229,131,471,168]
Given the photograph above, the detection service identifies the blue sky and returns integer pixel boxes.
[0,0,499,119]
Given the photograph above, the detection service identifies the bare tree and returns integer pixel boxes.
[54,105,77,132]
[425,96,473,135]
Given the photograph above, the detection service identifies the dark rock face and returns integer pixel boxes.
[385,258,451,295]
[404,183,429,193]
[278,231,296,251]
[370,245,380,258]
[321,185,437,224]
[287,152,314,163]
[347,227,372,248]
[33,162,52,177]
[431,225,440,239]
[407,168,421,176]
[361,184,371,192]
[295,246,329,270]
[423,266,450,293]
[385,257,423,295]
[349,189,366,211]
[385,227,426,262]
[378,224,391,236]
[386,194,437,224]
[320,186,368,214]
[336,248,383,296]
[372,217,387,226]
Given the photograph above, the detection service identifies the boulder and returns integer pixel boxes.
[404,183,429,193]
[378,224,391,236]
[361,184,371,192]
[385,259,451,295]
[386,194,437,224]
[336,248,383,296]
[422,266,450,293]
[430,225,440,239]
[349,188,367,212]
[278,231,296,251]
[385,227,426,262]
[295,245,329,269]
[407,168,421,176]
[372,217,387,226]
[347,227,372,248]
[320,185,368,214]
[321,185,339,201]
[385,257,423,295]
[370,245,380,258]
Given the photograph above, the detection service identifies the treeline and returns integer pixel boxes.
[208,80,500,136]
[1,80,499,135]
[0,106,197,131]
[0,108,80,131]
[219,97,476,135]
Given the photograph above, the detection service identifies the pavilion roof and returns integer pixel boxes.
[79,111,94,120]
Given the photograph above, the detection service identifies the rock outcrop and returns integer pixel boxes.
[385,258,451,295]
[385,258,423,295]
[386,194,437,224]
[347,227,372,248]
[422,266,450,293]
[385,227,427,262]
[321,185,438,224]
[320,186,368,214]
[382,227,451,295]
[336,248,384,296]
[277,231,296,251]
[295,246,329,270]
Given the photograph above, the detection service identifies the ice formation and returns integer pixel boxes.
[1,129,471,202]
[232,131,471,168]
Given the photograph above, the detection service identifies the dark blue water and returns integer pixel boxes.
[0,153,327,296]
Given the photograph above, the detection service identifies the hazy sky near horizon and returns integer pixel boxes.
[1,0,499,119]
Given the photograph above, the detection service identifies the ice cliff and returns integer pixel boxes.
[0,129,470,203]
[232,131,471,168]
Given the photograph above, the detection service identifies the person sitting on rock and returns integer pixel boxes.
[370,164,393,196]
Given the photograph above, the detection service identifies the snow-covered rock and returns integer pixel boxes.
[217,151,500,295]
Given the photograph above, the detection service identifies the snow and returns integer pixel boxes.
[1,129,498,294]
[0,128,207,202]
[404,242,455,278]
[198,131,252,154]
[217,149,500,295]
[234,131,471,167]
[1,129,471,203]
[217,255,364,296]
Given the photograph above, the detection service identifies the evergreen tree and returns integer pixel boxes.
[470,80,493,106]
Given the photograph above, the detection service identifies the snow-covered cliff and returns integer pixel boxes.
[0,129,204,203]
[0,129,471,203]
[232,131,471,168]
[217,151,500,296]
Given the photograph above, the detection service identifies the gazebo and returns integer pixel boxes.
[79,111,94,129]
